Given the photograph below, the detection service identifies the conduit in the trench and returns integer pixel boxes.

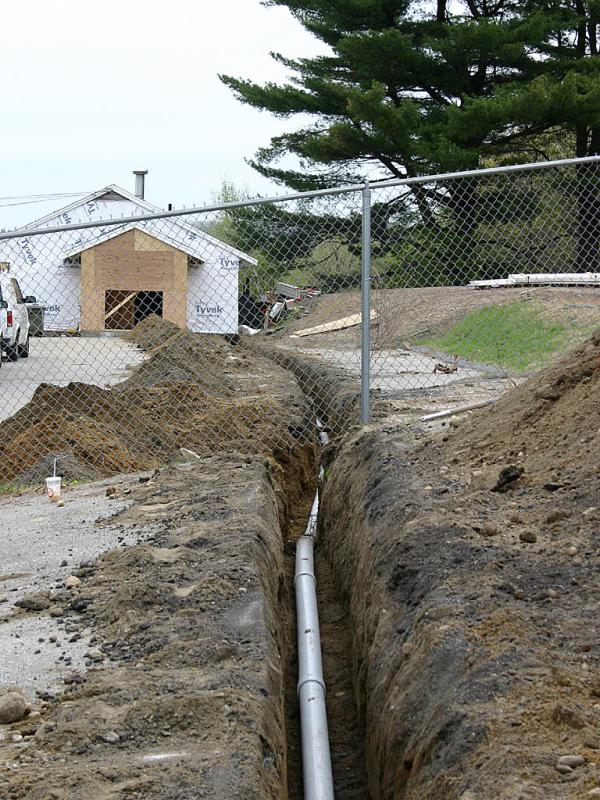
[295,479,334,800]
[294,420,335,800]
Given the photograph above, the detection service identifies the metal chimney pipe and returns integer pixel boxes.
[133,170,148,199]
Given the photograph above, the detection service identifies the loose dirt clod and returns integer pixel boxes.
[0,692,29,724]
[14,592,51,612]
[519,530,537,543]
[491,465,524,492]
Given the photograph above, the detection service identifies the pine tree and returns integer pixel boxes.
[223,2,600,185]
[221,1,600,271]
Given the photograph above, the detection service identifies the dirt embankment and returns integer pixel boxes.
[0,316,314,486]
[274,286,600,352]
[250,341,362,437]
[319,330,600,798]
[0,449,317,800]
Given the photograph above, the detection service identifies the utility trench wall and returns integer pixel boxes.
[318,431,472,799]
[318,417,600,798]
[261,327,600,800]
[259,345,504,799]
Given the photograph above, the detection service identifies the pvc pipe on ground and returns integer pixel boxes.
[420,398,495,422]
[295,487,334,800]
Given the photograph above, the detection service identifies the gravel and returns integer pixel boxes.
[0,472,155,700]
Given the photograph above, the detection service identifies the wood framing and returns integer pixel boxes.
[80,229,188,331]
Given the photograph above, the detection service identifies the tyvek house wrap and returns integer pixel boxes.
[0,189,254,334]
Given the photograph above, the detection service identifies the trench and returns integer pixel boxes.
[314,548,369,798]
[279,442,369,800]
[281,494,369,800]
[249,340,370,799]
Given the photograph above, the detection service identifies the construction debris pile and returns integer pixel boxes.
[240,281,320,330]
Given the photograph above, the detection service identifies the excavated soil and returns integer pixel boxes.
[0,315,330,799]
[0,448,317,800]
[439,328,600,483]
[319,328,600,799]
[5,307,600,799]
[0,317,312,485]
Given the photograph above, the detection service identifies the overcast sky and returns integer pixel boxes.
[0,0,327,228]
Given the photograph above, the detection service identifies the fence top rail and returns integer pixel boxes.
[371,153,600,190]
[1,154,599,242]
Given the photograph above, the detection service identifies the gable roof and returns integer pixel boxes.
[62,219,256,266]
[19,184,159,230]
[20,184,257,266]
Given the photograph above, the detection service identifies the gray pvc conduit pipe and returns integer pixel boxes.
[295,490,334,800]
[294,421,334,800]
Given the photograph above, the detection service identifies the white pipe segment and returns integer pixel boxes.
[420,398,495,422]
[295,489,334,800]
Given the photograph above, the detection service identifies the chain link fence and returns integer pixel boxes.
[1,157,599,486]
[369,158,600,404]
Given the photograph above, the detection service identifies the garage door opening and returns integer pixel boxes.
[104,290,164,330]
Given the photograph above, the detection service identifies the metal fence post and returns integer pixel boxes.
[361,182,372,424]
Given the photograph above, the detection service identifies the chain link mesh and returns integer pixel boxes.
[0,188,362,487]
[370,159,600,406]
[1,159,599,487]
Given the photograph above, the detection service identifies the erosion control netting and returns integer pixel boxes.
[0,316,312,485]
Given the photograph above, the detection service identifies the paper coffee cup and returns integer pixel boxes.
[45,476,62,502]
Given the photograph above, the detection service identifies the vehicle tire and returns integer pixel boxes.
[6,330,20,362]
[18,334,30,359]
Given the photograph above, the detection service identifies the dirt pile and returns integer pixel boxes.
[0,456,302,799]
[319,329,600,798]
[126,315,240,391]
[439,328,600,484]
[0,317,313,485]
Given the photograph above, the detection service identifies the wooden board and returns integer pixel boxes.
[105,291,138,321]
[290,310,378,338]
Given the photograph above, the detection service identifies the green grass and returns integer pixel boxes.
[0,481,40,497]
[422,301,589,371]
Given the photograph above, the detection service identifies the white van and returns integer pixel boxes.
[0,276,32,362]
